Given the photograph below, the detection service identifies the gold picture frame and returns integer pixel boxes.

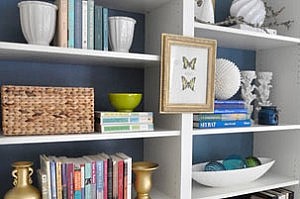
[160,33,217,113]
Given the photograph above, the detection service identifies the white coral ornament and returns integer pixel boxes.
[230,0,266,27]
[215,58,241,100]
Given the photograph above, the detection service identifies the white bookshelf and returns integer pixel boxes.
[0,129,180,145]
[192,173,299,199]
[194,22,300,50]
[0,41,160,68]
[193,124,300,136]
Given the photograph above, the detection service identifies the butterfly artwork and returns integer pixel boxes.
[181,76,196,91]
[183,56,197,70]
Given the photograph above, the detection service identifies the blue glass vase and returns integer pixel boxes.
[258,106,279,125]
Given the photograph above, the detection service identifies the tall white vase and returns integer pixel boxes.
[109,16,136,52]
[194,0,215,24]
[240,70,257,118]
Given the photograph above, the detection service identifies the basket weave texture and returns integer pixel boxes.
[1,85,94,135]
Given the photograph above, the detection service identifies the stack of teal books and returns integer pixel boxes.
[193,100,252,129]
[94,111,154,133]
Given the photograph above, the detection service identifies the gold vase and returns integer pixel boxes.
[4,161,41,199]
[132,161,159,199]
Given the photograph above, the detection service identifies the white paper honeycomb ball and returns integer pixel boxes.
[215,58,241,100]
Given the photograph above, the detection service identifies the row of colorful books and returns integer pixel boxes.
[55,0,110,50]
[193,100,252,129]
[94,111,154,133]
[38,152,132,199]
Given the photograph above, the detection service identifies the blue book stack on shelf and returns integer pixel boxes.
[193,100,252,129]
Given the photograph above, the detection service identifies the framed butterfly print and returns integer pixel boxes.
[160,33,217,113]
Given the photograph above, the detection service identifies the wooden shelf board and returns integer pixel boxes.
[193,124,300,136]
[192,173,299,199]
[0,129,180,145]
[0,42,160,67]
[194,22,300,50]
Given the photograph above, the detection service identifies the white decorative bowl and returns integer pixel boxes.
[109,16,136,52]
[192,157,275,187]
[18,1,57,45]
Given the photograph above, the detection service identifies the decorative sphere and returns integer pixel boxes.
[215,58,241,100]
[204,161,226,171]
[223,155,246,170]
[230,0,266,27]
[246,156,262,167]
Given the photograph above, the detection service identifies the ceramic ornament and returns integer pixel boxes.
[230,0,266,27]
[256,72,273,106]
[240,70,257,117]
[18,1,57,45]
[215,58,241,100]
[194,0,215,23]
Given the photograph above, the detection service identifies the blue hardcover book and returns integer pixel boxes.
[68,0,75,48]
[87,0,94,49]
[74,0,82,48]
[193,113,250,121]
[193,119,252,129]
[102,7,109,51]
[214,108,248,114]
[50,160,57,199]
[214,100,245,104]
[61,162,68,199]
[94,5,103,50]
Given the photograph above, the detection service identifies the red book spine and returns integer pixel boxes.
[118,160,124,199]
[67,163,74,199]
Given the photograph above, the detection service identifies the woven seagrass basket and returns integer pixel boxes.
[1,85,94,135]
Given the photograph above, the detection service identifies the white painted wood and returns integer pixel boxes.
[193,124,300,136]
[0,41,159,67]
[192,173,299,199]
[0,130,180,145]
[92,0,171,13]
[194,22,300,50]
[254,45,300,198]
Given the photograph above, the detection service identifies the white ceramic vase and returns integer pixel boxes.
[18,1,57,45]
[230,0,266,27]
[194,0,215,23]
[109,16,136,52]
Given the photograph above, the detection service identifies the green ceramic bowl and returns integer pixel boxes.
[108,93,142,112]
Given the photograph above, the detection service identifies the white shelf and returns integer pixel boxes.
[0,129,180,145]
[194,22,300,50]
[192,173,299,199]
[193,124,300,136]
[97,0,171,13]
[0,41,160,67]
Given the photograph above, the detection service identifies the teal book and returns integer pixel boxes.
[87,0,94,49]
[68,0,75,48]
[84,160,92,199]
[74,0,82,48]
[102,7,109,51]
[193,119,252,129]
[94,5,103,50]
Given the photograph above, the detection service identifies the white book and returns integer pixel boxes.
[39,154,52,199]
[82,0,88,49]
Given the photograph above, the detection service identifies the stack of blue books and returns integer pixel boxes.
[193,100,252,129]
